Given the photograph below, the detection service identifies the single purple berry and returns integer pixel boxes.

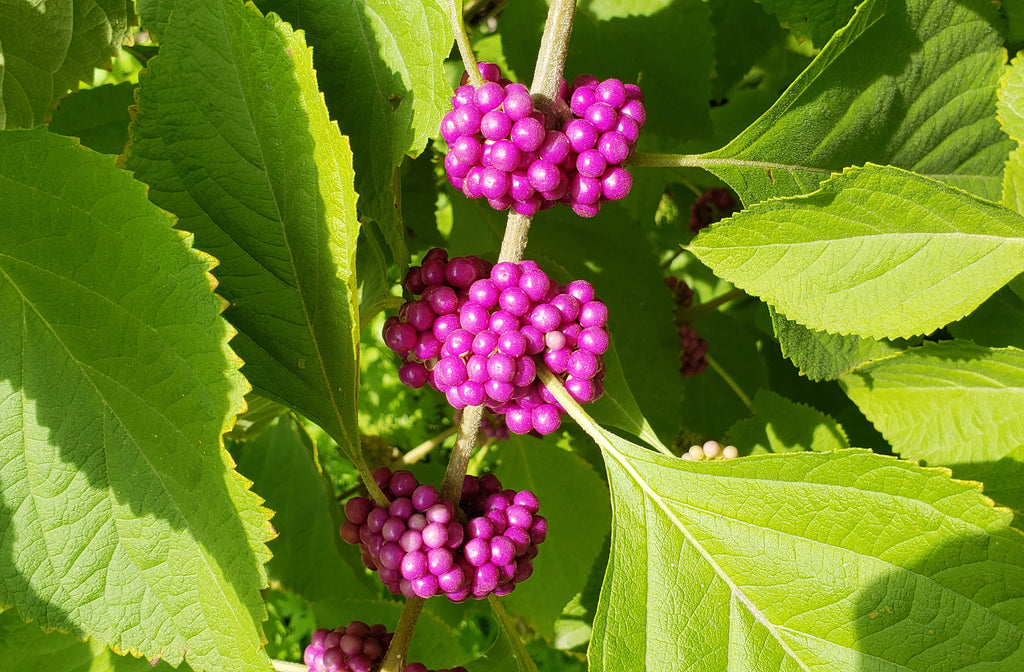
[486,352,516,383]
[567,280,596,303]
[538,131,571,164]
[481,109,512,140]
[384,322,417,355]
[488,309,519,334]
[491,262,521,290]
[498,287,531,316]
[452,135,483,164]
[511,356,536,387]
[474,81,505,112]
[569,173,602,205]
[454,105,483,136]
[513,196,542,216]
[511,117,545,152]
[585,102,618,133]
[489,139,521,172]
[597,131,630,164]
[620,99,647,126]
[568,349,600,379]
[505,406,533,434]
[595,78,626,108]
[532,404,562,435]
[528,159,561,193]
[579,301,609,328]
[615,115,640,144]
[565,118,599,152]
[459,380,486,406]
[479,167,510,199]
[572,201,602,218]
[498,329,527,357]
[601,167,632,200]
[570,86,596,116]
[577,149,607,179]
[453,84,475,107]
[503,87,534,121]
[578,326,610,354]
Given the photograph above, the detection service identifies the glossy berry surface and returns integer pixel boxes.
[304,622,467,672]
[340,468,546,602]
[442,64,645,218]
[385,250,611,436]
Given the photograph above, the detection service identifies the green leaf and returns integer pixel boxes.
[0,0,132,128]
[1002,145,1024,213]
[725,389,850,454]
[587,434,1024,669]
[701,0,1013,203]
[771,307,916,381]
[229,415,377,605]
[0,610,188,671]
[255,0,455,264]
[840,340,1024,467]
[493,436,611,639]
[948,286,1024,349]
[48,82,134,154]
[126,1,363,457]
[1000,54,1024,143]
[0,128,272,670]
[690,164,1024,339]
[757,0,859,48]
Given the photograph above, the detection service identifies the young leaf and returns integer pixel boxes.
[0,0,132,128]
[701,0,1012,204]
[840,340,1024,467]
[254,0,455,264]
[48,82,135,154]
[770,308,916,381]
[0,128,272,671]
[725,388,850,454]
[126,1,363,458]
[690,164,1024,339]
[493,436,611,639]
[590,438,1024,669]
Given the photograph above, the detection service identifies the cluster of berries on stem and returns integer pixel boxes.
[665,277,708,378]
[304,621,466,672]
[340,468,546,602]
[383,248,610,435]
[441,62,646,217]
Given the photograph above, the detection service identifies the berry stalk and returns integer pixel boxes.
[380,597,426,672]
[498,0,578,263]
[448,0,484,88]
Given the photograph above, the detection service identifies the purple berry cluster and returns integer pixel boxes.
[304,621,392,672]
[304,622,466,672]
[689,187,737,234]
[383,248,610,436]
[678,324,708,378]
[340,468,546,602]
[440,62,645,218]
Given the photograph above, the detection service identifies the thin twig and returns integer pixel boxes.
[440,404,485,504]
[449,0,484,86]
[488,596,541,672]
[271,660,308,672]
[379,597,427,672]
[705,353,753,410]
[393,425,459,467]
